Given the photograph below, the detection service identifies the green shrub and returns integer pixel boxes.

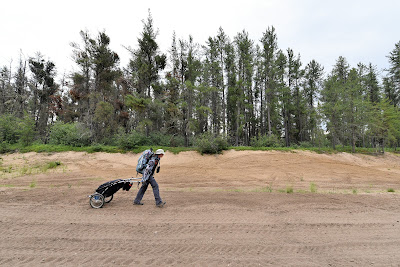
[310,182,317,193]
[0,114,20,144]
[148,132,173,146]
[168,135,185,147]
[0,141,12,154]
[299,141,313,148]
[117,131,148,149]
[49,122,91,147]
[18,113,36,146]
[195,132,229,154]
[250,134,282,147]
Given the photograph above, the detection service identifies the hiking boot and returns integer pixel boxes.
[133,201,144,205]
[156,201,166,208]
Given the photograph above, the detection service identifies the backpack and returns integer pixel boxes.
[136,149,154,174]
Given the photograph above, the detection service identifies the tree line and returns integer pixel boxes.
[1,11,400,152]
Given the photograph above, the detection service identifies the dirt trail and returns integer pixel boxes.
[1,150,400,266]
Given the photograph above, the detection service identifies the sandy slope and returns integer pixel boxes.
[1,150,400,266]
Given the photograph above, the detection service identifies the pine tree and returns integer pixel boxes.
[126,10,166,136]
[224,41,239,145]
[234,30,255,145]
[28,54,58,141]
[0,66,13,115]
[386,41,400,107]
[275,50,289,146]
[287,48,304,143]
[321,56,350,149]
[304,60,324,145]
[260,26,278,136]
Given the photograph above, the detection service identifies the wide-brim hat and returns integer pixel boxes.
[155,149,165,155]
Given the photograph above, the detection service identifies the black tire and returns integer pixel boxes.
[90,193,104,209]
[104,194,113,203]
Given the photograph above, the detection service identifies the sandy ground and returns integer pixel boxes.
[1,150,400,266]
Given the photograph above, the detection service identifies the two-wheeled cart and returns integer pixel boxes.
[88,178,141,208]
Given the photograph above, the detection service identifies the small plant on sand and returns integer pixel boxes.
[286,186,294,193]
[387,188,395,193]
[262,186,273,193]
[46,161,61,169]
[29,180,36,188]
[41,161,61,172]
[0,184,14,187]
[310,182,317,193]
[352,189,358,194]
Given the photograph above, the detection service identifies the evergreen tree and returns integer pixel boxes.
[224,41,239,145]
[0,66,13,115]
[365,63,380,104]
[70,30,93,123]
[127,10,166,136]
[234,30,255,145]
[275,50,289,146]
[260,26,278,136]
[386,40,400,107]
[321,56,350,149]
[14,57,28,118]
[303,60,324,145]
[28,54,58,141]
[287,48,304,143]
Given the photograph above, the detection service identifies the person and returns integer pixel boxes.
[133,149,166,208]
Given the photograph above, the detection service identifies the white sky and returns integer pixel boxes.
[1,0,399,80]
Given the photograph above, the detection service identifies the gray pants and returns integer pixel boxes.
[134,176,163,205]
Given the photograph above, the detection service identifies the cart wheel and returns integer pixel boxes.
[104,194,113,203]
[90,193,104,208]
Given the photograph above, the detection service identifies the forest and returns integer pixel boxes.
[1,11,400,153]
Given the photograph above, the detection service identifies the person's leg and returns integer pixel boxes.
[134,180,149,204]
[148,176,163,205]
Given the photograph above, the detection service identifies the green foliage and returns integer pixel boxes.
[250,134,282,147]
[195,132,229,154]
[387,188,395,193]
[29,180,36,188]
[0,114,20,144]
[116,130,185,150]
[0,142,12,154]
[18,113,36,146]
[49,122,91,147]
[117,130,147,149]
[310,182,317,193]
[0,114,36,147]
[46,161,61,169]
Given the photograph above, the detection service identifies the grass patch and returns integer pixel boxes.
[259,186,273,192]
[229,145,397,155]
[0,184,14,187]
[387,188,395,193]
[352,189,358,194]
[3,144,195,155]
[2,143,398,156]
[29,180,36,188]
[0,166,13,173]
[228,188,245,193]
[286,186,294,193]
[44,161,61,170]
[310,182,318,193]
[296,189,308,193]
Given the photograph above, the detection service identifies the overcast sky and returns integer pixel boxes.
[1,0,399,80]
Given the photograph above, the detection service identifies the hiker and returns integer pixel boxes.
[133,149,166,208]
